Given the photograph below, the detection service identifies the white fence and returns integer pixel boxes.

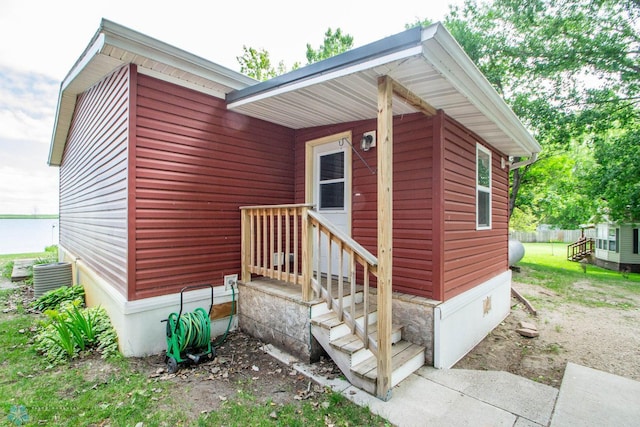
[510,229,596,243]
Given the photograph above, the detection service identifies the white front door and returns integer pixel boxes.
[308,134,351,278]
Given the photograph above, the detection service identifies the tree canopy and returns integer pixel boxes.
[236,27,353,81]
[412,0,640,226]
[305,28,354,63]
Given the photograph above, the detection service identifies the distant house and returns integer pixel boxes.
[594,219,640,273]
[48,19,540,399]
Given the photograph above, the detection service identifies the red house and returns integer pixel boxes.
[48,19,540,399]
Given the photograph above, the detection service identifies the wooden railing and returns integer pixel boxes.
[567,238,595,261]
[307,209,379,355]
[240,204,379,353]
[240,204,312,298]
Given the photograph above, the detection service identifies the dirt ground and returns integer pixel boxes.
[128,332,343,416]
[3,273,640,419]
[455,280,640,387]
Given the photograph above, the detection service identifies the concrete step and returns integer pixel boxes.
[11,259,34,282]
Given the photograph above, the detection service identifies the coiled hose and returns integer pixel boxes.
[167,284,236,352]
[167,307,211,353]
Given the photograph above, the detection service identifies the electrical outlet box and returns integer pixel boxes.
[224,274,238,291]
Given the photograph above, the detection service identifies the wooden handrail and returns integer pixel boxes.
[567,238,595,261]
[306,210,379,355]
[240,204,380,356]
[307,210,378,267]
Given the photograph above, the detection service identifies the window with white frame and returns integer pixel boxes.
[608,228,619,252]
[476,144,492,229]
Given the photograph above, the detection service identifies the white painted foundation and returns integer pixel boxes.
[60,246,238,357]
[433,270,511,369]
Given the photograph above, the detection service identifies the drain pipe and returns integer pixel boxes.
[509,153,538,171]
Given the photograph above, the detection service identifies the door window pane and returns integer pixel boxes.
[320,182,344,209]
[320,153,344,180]
[319,151,345,210]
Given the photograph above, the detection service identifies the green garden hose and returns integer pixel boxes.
[213,284,235,347]
[167,307,211,353]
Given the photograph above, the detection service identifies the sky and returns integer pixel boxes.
[0,0,463,215]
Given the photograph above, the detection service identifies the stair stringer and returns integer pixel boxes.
[310,323,377,394]
[310,300,427,397]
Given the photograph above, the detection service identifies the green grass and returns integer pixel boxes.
[1,248,58,283]
[515,243,640,308]
[0,214,58,219]
[0,251,51,263]
[0,286,387,426]
[197,390,387,426]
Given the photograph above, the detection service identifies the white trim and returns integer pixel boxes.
[227,46,423,109]
[425,25,541,156]
[433,270,511,368]
[62,33,106,92]
[100,19,255,89]
[137,67,227,100]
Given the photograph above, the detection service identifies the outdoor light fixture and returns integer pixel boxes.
[361,131,376,151]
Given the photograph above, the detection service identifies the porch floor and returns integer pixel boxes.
[242,276,364,305]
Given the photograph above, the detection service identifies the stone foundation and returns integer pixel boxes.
[238,279,438,365]
[594,258,640,273]
[237,280,324,363]
[391,292,437,365]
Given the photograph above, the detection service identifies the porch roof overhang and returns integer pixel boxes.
[227,23,541,158]
[48,18,256,166]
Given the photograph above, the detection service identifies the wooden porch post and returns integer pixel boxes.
[241,208,251,283]
[376,75,393,401]
[301,206,312,301]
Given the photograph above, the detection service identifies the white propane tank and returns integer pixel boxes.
[508,238,525,266]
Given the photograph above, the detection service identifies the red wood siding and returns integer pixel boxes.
[294,113,436,298]
[59,65,130,296]
[442,116,509,300]
[132,71,295,299]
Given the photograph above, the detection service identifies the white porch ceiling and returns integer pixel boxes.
[227,24,541,158]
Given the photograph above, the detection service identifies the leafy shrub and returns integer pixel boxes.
[32,285,85,311]
[35,302,119,364]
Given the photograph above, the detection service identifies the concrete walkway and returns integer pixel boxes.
[550,363,640,427]
[265,344,640,426]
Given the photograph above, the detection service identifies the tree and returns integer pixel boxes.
[410,0,640,228]
[237,28,354,81]
[305,28,354,63]
[236,45,287,81]
[590,115,640,223]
